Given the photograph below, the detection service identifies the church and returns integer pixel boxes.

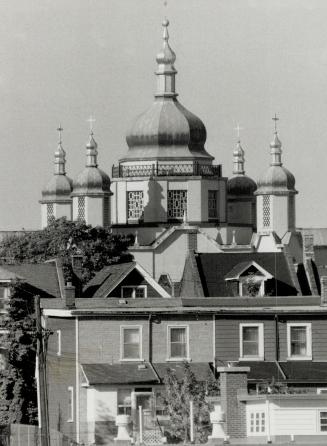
[39,19,301,292]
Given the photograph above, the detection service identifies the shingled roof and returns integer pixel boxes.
[183,252,301,297]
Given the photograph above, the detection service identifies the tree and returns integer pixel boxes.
[0,218,134,284]
[163,363,218,443]
[0,282,38,425]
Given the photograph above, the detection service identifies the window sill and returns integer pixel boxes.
[239,357,264,362]
[286,356,312,361]
[166,358,191,362]
[120,358,144,362]
[67,419,74,423]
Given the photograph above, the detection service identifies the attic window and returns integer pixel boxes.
[225,261,273,297]
[239,274,265,297]
[121,286,147,299]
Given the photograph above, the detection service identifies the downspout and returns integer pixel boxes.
[213,314,216,373]
[274,314,286,381]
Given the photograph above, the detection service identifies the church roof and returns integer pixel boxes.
[42,174,73,201]
[227,175,257,196]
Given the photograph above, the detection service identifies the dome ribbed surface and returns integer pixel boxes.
[227,175,257,196]
[255,165,297,195]
[42,175,73,201]
[122,98,212,161]
[72,167,111,196]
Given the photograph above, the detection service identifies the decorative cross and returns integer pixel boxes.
[272,113,279,132]
[57,124,63,143]
[87,115,96,133]
[234,123,243,140]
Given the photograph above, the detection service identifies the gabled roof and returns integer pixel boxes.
[188,252,299,297]
[225,261,273,281]
[83,261,170,298]
[0,262,62,298]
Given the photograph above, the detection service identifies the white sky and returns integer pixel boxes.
[0,0,326,230]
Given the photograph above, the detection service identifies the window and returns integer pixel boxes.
[47,203,55,225]
[168,190,187,220]
[118,389,132,415]
[208,190,218,219]
[317,388,327,394]
[67,386,74,422]
[121,286,147,299]
[320,412,327,432]
[249,412,266,434]
[262,195,270,228]
[168,326,189,360]
[240,324,264,360]
[56,330,61,356]
[121,326,142,360]
[127,191,144,220]
[77,197,85,221]
[287,323,312,360]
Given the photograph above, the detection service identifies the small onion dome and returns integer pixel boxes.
[72,168,111,196]
[255,132,297,196]
[228,175,257,196]
[41,175,73,202]
[123,99,212,161]
[71,132,111,197]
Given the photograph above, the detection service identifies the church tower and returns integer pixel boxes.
[255,117,297,238]
[227,135,256,228]
[71,130,112,228]
[40,126,73,228]
[111,19,227,244]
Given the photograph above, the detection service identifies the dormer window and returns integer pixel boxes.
[225,261,273,297]
[121,286,147,299]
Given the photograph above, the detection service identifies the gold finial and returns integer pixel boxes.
[272,113,279,133]
[57,124,63,144]
[234,123,244,142]
[87,115,96,134]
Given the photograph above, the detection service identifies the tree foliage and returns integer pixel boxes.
[0,218,134,284]
[163,363,219,443]
[0,282,37,425]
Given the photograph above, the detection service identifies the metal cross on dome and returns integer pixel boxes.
[87,115,96,133]
[57,124,63,143]
[272,113,279,132]
[234,123,243,140]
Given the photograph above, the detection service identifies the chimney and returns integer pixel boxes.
[64,282,75,309]
[321,277,327,306]
[303,232,315,263]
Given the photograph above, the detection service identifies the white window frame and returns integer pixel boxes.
[121,285,147,299]
[317,388,327,394]
[287,323,312,360]
[239,323,264,361]
[120,325,143,361]
[319,410,327,433]
[248,410,267,436]
[167,325,190,361]
[56,330,61,356]
[239,277,266,297]
[67,386,74,422]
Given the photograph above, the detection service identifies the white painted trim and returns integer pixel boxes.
[67,386,74,422]
[167,325,190,361]
[239,323,264,361]
[317,388,327,394]
[226,261,273,281]
[56,329,61,356]
[287,322,312,360]
[43,309,73,317]
[120,325,143,361]
[121,285,147,299]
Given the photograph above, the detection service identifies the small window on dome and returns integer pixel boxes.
[47,203,55,225]
[77,197,85,221]
[262,196,270,228]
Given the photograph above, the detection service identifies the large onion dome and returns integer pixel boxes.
[227,140,256,196]
[72,132,111,197]
[255,132,297,196]
[41,132,73,202]
[121,19,213,162]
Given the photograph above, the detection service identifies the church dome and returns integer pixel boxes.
[121,20,213,162]
[72,132,111,197]
[42,175,73,201]
[255,131,297,195]
[228,175,257,196]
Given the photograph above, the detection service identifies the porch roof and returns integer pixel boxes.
[234,361,283,382]
[153,362,214,381]
[279,361,327,382]
[81,362,160,385]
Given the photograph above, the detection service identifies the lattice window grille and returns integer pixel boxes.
[208,190,218,218]
[47,203,55,225]
[127,191,144,220]
[77,197,85,221]
[250,412,266,433]
[262,195,270,227]
[103,197,110,227]
[168,190,187,219]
